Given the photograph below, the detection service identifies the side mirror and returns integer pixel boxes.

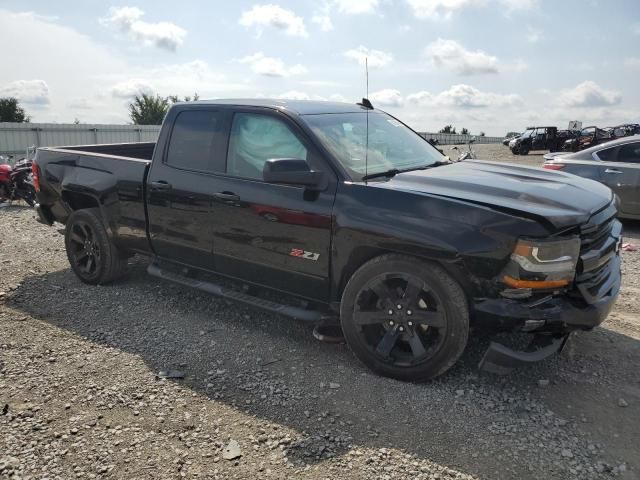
[263,158,326,189]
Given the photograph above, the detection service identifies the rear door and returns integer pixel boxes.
[600,142,640,216]
[209,108,337,301]
[146,107,230,268]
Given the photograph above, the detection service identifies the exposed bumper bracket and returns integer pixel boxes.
[478,334,569,375]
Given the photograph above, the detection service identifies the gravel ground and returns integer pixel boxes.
[1,144,639,479]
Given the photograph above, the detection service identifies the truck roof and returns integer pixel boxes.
[183,98,371,115]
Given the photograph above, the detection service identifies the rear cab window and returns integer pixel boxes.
[166,110,226,172]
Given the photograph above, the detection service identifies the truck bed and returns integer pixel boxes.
[53,142,155,161]
[35,142,154,254]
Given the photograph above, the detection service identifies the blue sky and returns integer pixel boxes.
[0,0,638,135]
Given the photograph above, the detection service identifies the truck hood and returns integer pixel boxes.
[378,160,613,229]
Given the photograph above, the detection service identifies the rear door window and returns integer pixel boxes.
[617,143,640,163]
[166,110,225,172]
[595,147,616,161]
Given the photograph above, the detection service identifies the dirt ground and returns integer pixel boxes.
[1,144,639,479]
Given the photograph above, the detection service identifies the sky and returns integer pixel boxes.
[0,0,639,135]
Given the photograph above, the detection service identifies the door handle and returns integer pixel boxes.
[213,192,240,202]
[605,169,623,174]
[150,181,172,190]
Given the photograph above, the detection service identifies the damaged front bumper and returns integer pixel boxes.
[474,254,620,374]
[478,334,571,375]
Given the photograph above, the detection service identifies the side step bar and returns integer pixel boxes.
[147,263,326,323]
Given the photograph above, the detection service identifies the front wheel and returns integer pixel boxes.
[65,208,128,284]
[340,254,469,381]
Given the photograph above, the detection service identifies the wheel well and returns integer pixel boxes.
[62,191,100,211]
[337,249,474,308]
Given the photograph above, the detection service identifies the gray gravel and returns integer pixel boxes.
[1,145,639,479]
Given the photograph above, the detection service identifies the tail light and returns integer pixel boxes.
[32,161,41,192]
[543,163,564,170]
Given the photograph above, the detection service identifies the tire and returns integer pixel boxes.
[22,184,36,207]
[64,208,127,285]
[340,254,469,382]
[519,145,530,155]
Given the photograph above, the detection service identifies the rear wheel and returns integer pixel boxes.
[65,208,127,284]
[22,184,36,207]
[340,254,469,381]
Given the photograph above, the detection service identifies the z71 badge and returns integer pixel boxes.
[289,248,320,261]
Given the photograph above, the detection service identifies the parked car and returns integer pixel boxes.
[502,132,520,146]
[562,126,613,152]
[544,135,640,219]
[509,126,566,154]
[33,99,621,381]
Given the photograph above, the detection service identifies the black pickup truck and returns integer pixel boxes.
[33,99,622,381]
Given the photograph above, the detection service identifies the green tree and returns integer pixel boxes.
[479,131,486,136]
[0,97,30,122]
[438,125,456,134]
[167,93,200,104]
[129,93,200,125]
[460,127,469,135]
[129,94,170,125]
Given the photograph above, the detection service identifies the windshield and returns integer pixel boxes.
[302,112,444,181]
[521,129,534,138]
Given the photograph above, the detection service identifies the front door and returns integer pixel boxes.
[600,141,640,216]
[146,108,230,268]
[209,109,336,301]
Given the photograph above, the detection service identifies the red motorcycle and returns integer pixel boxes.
[0,156,37,207]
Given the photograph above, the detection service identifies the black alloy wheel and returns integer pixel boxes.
[340,254,469,381]
[353,273,447,366]
[67,220,102,277]
[64,208,128,284]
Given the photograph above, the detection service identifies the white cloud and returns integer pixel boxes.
[333,0,379,14]
[526,26,541,43]
[437,84,521,107]
[344,45,393,68]
[406,0,537,20]
[236,52,307,77]
[406,0,485,20]
[426,39,499,75]
[239,4,307,37]
[559,81,621,108]
[407,84,521,108]
[312,13,334,31]
[276,91,328,101]
[0,79,50,105]
[101,6,186,51]
[370,89,404,107]
[624,57,640,69]
[67,97,94,110]
[329,93,350,102]
[500,0,539,10]
[406,91,435,106]
[110,79,155,98]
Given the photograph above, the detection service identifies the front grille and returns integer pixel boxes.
[575,202,621,304]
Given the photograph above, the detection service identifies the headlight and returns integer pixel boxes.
[501,237,580,289]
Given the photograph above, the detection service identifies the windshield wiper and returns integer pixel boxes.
[362,161,450,181]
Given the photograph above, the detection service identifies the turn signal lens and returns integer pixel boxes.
[502,276,569,289]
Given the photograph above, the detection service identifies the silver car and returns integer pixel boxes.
[543,135,640,220]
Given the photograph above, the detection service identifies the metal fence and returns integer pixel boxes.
[0,123,161,160]
[418,132,503,145]
[0,122,503,163]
